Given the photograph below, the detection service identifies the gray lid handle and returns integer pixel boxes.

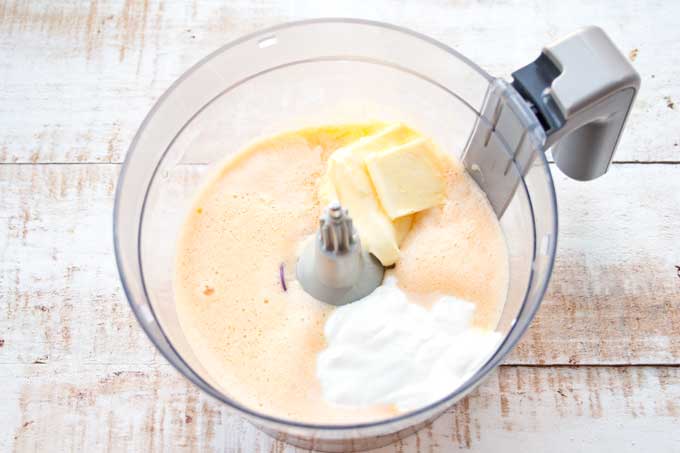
[512,26,640,180]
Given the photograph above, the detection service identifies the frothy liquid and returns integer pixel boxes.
[174,125,509,423]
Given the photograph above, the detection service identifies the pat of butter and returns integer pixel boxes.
[365,138,446,219]
[319,124,413,206]
[318,174,338,205]
[393,215,413,244]
[325,124,416,266]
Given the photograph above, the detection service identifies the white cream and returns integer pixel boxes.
[316,278,501,411]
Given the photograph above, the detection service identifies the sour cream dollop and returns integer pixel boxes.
[316,278,501,411]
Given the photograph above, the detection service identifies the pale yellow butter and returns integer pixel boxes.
[323,124,416,266]
[318,174,338,205]
[318,124,414,206]
[365,138,446,220]
[393,215,413,244]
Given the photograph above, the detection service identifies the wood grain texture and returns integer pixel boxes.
[2,365,679,452]
[0,163,678,368]
[0,0,678,164]
[2,0,679,451]
[509,165,680,364]
[0,163,678,450]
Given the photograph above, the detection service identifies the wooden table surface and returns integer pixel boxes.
[1,1,679,451]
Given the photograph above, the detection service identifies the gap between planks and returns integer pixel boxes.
[1,0,679,165]
[6,363,680,368]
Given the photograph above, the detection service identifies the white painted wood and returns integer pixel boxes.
[1,164,678,369]
[2,1,679,451]
[2,163,678,367]
[509,164,680,364]
[2,365,679,452]
[0,0,678,164]
[1,162,679,450]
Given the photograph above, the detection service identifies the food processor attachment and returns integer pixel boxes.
[297,201,385,305]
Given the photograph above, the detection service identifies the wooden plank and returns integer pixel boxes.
[0,0,678,164]
[1,364,678,452]
[0,164,159,368]
[0,163,678,368]
[508,164,680,364]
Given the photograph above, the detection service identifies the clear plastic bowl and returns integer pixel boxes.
[114,19,557,452]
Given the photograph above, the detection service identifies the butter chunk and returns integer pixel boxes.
[365,138,446,219]
[325,124,416,266]
[318,124,415,205]
[328,123,417,174]
[327,155,398,266]
[318,174,338,205]
[393,214,413,245]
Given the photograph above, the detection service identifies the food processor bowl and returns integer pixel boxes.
[114,19,637,452]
